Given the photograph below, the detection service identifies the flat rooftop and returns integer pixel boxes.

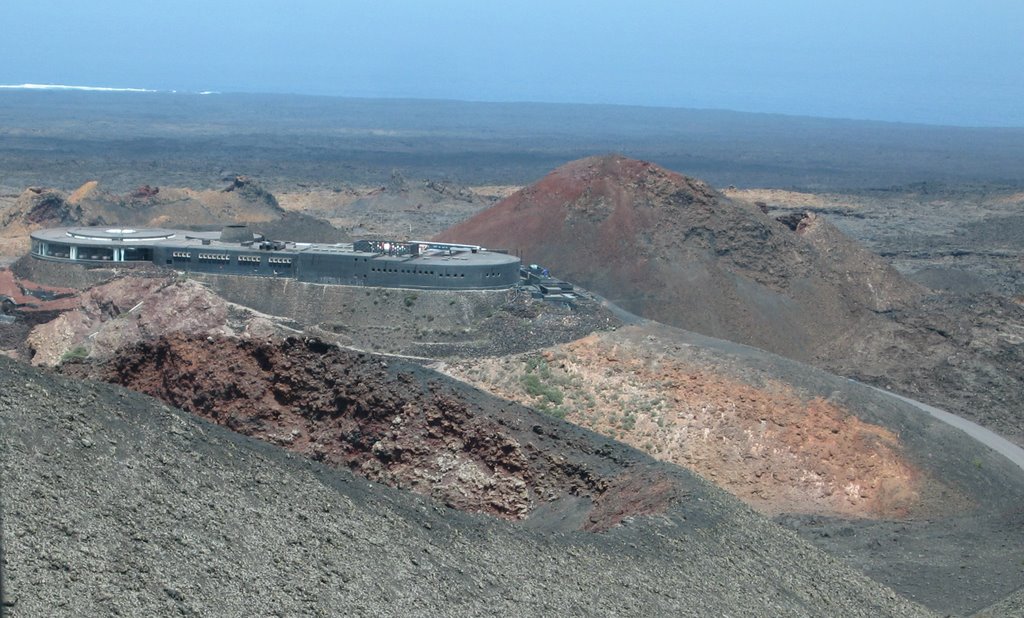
[31,227,518,266]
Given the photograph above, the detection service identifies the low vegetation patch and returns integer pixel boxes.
[521,355,572,417]
[60,345,88,363]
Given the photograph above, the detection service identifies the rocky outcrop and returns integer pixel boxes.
[61,334,682,531]
[222,175,280,209]
[21,275,282,366]
[129,184,160,200]
[0,188,88,240]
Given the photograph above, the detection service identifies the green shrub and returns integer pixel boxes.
[522,373,564,406]
[61,346,89,363]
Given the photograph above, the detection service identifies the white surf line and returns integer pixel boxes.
[0,83,158,93]
[865,384,1024,472]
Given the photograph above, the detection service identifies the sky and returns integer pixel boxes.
[3,1,1023,126]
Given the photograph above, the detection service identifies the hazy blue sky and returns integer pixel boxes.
[3,1,1022,126]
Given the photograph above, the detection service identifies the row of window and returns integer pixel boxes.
[369,266,467,278]
[366,267,507,278]
[172,252,292,266]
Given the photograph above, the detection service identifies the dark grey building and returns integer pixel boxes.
[30,226,521,291]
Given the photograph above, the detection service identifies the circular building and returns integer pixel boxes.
[29,226,522,291]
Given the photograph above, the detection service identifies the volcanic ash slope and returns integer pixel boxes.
[435,153,923,362]
[0,355,932,617]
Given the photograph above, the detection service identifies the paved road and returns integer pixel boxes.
[866,384,1024,472]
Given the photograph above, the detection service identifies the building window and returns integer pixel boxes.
[123,247,153,261]
[45,243,71,258]
[78,246,113,261]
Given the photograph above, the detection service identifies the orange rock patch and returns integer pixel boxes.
[440,332,953,519]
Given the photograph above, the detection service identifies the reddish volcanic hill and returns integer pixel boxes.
[436,155,923,361]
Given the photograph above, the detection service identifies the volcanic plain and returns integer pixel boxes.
[2,92,1023,616]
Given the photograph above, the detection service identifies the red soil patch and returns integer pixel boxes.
[435,154,921,362]
[0,268,80,312]
[61,335,684,531]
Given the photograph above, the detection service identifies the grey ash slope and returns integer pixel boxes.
[0,357,932,617]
